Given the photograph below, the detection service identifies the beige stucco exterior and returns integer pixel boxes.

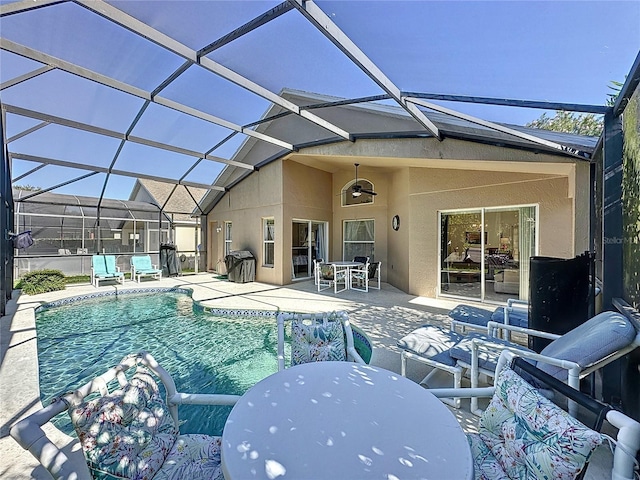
[206,133,591,300]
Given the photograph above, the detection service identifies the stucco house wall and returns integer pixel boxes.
[207,145,587,299]
[208,161,284,283]
[331,165,389,276]
[386,168,411,292]
[204,91,592,300]
[408,166,583,298]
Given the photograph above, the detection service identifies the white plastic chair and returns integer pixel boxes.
[349,261,370,292]
[427,350,640,480]
[10,352,240,480]
[276,311,365,371]
[368,261,382,290]
[316,262,348,293]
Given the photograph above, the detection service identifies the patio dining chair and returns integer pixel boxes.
[368,261,382,290]
[427,350,640,480]
[10,351,240,480]
[315,262,348,293]
[312,258,323,285]
[276,311,365,371]
[398,309,640,413]
[349,261,371,292]
[91,254,125,287]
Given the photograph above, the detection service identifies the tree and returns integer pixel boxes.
[526,80,624,137]
[525,110,603,137]
[14,184,41,191]
[606,79,624,107]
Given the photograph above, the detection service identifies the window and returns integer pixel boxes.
[342,179,376,206]
[343,219,374,261]
[263,218,274,267]
[224,221,232,257]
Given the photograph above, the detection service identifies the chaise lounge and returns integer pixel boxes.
[91,254,125,287]
[131,254,162,283]
[398,308,640,413]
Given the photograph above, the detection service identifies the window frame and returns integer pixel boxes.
[224,221,232,257]
[263,217,275,267]
[342,219,375,261]
[341,179,376,207]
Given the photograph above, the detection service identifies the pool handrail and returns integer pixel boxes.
[10,351,241,480]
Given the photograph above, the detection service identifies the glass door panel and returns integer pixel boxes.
[440,206,537,303]
[440,211,482,300]
[484,209,520,302]
[292,220,328,280]
[292,221,308,279]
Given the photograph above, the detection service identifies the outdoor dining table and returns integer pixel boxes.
[221,361,474,479]
[327,261,363,290]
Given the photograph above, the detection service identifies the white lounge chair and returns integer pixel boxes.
[398,309,640,414]
[276,311,365,371]
[10,352,240,480]
[91,254,125,287]
[130,254,162,283]
[428,350,640,480]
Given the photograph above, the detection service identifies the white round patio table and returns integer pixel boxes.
[221,361,473,479]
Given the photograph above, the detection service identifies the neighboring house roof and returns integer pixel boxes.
[198,89,599,214]
[130,179,207,223]
[13,188,170,230]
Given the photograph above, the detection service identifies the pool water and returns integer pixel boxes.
[36,291,283,437]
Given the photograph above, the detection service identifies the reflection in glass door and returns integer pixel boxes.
[292,220,327,280]
[440,206,537,302]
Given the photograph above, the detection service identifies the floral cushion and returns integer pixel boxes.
[152,434,224,480]
[69,367,178,480]
[467,433,509,479]
[477,366,603,480]
[319,264,334,280]
[291,318,347,365]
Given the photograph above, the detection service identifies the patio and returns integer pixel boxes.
[0,273,614,479]
[1,3,639,476]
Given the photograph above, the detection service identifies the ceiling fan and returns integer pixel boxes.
[351,163,377,197]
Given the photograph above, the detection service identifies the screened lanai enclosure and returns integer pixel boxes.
[1,1,638,316]
[12,188,184,277]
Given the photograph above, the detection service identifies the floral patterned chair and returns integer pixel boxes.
[276,311,366,371]
[10,352,240,480]
[315,263,348,293]
[427,350,640,480]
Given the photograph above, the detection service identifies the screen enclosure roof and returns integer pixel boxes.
[2,1,636,215]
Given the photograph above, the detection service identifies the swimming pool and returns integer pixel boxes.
[36,289,286,436]
[35,288,372,437]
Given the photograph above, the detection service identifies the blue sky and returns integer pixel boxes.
[1,0,639,199]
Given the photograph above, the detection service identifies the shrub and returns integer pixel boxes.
[18,270,66,295]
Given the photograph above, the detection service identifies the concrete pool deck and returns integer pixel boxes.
[1,273,613,479]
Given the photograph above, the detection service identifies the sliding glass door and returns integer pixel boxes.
[291,220,327,280]
[440,205,537,302]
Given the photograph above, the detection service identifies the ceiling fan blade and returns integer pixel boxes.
[361,189,377,196]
